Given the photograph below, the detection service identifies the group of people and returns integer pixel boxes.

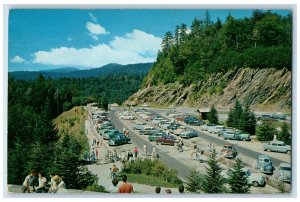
[154,184,185,194]
[20,170,66,194]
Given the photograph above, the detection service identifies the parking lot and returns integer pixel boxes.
[87,105,291,194]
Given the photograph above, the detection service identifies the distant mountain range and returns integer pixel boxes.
[9,63,153,80]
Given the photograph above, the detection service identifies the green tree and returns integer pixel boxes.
[201,148,225,193]
[256,121,277,141]
[208,105,219,124]
[52,134,96,189]
[227,100,244,129]
[161,31,173,52]
[227,158,251,193]
[185,169,202,193]
[277,122,291,145]
[242,104,256,135]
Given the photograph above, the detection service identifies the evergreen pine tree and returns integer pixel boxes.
[208,105,219,124]
[256,121,276,141]
[227,100,244,129]
[201,148,225,193]
[277,122,291,145]
[242,104,257,135]
[52,134,96,189]
[185,169,202,193]
[227,158,251,193]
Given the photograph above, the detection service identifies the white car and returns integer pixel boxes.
[222,168,265,187]
[209,125,225,134]
[120,115,136,120]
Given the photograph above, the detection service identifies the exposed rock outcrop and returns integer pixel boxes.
[126,68,291,112]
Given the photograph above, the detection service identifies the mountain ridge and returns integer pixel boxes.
[9,63,153,80]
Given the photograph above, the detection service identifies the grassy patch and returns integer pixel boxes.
[53,106,89,151]
[124,173,179,188]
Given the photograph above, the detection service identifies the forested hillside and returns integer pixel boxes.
[143,10,291,87]
[8,73,144,187]
[129,10,292,111]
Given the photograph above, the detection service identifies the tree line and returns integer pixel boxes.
[144,10,292,86]
[206,101,290,144]
[8,73,144,188]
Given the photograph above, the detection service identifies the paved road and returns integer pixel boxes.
[109,110,192,181]
[150,109,290,167]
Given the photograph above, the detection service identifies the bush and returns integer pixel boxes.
[85,184,108,193]
[121,159,181,186]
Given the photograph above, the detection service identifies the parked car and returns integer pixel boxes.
[209,125,225,134]
[220,144,238,158]
[120,114,136,120]
[99,127,114,135]
[184,117,203,126]
[271,113,287,120]
[223,130,239,140]
[139,126,159,135]
[156,135,177,146]
[257,114,272,121]
[108,135,131,146]
[148,132,167,142]
[180,131,198,139]
[235,133,251,141]
[103,130,122,140]
[258,155,274,174]
[133,123,147,130]
[202,123,216,131]
[263,140,291,154]
[223,168,265,187]
[278,163,291,183]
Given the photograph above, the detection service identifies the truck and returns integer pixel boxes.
[263,140,291,154]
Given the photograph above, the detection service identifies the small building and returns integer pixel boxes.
[108,103,119,111]
[196,108,210,120]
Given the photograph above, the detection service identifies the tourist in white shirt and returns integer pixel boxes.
[36,172,47,193]
[20,170,37,193]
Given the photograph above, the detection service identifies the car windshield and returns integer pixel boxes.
[280,167,291,171]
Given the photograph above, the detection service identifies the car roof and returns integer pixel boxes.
[279,163,291,167]
[270,140,285,144]
[259,154,271,159]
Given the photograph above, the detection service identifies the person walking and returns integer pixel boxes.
[133,147,139,159]
[118,175,134,193]
[121,150,126,163]
[151,146,156,158]
[143,144,147,156]
[111,164,119,180]
[20,170,36,193]
[96,149,99,160]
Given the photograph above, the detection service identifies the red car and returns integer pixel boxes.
[156,136,177,146]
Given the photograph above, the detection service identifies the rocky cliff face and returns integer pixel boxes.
[126,68,291,112]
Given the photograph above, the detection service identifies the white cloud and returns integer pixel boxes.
[86,22,109,40]
[110,29,161,57]
[10,55,26,63]
[32,29,162,68]
[88,13,97,22]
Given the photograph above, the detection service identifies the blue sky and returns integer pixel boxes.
[8,9,291,72]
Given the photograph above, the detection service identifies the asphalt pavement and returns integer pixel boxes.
[109,110,192,181]
[149,109,290,167]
